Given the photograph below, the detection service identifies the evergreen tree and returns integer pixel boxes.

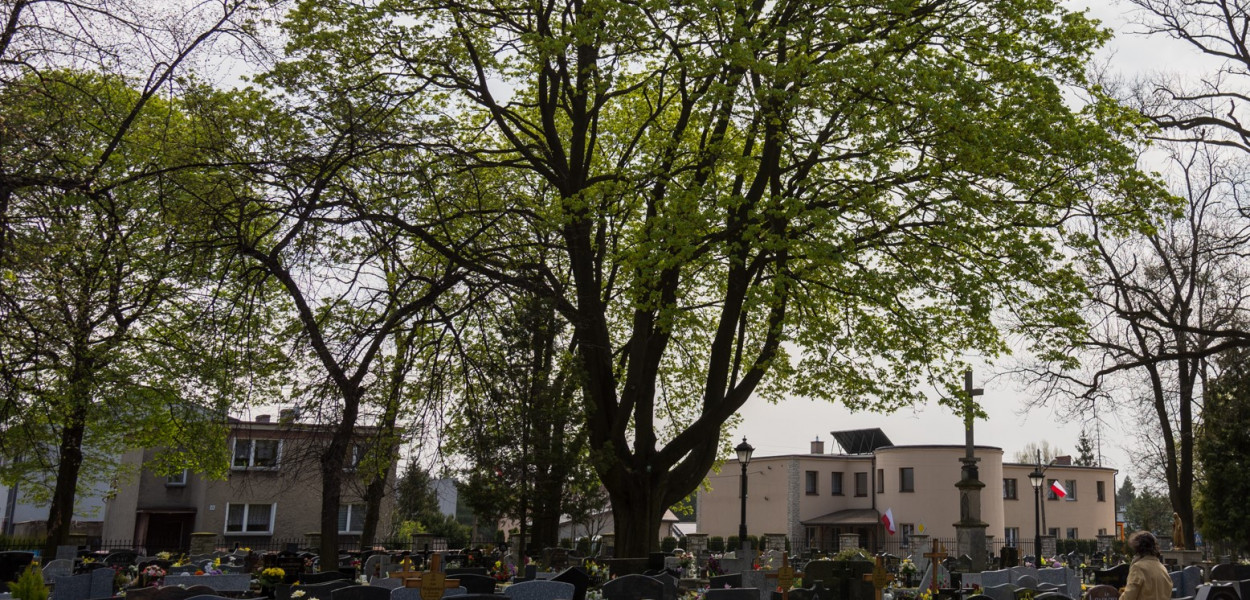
[1196,349,1250,552]
[1075,430,1097,466]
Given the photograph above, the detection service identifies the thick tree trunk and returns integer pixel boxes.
[603,466,668,557]
[359,474,387,551]
[320,392,360,568]
[43,408,86,558]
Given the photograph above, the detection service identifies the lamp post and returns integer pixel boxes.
[1028,458,1046,563]
[736,437,754,544]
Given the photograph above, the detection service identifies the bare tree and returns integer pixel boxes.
[1019,142,1250,547]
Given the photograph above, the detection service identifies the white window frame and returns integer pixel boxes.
[224,503,277,535]
[1065,479,1077,501]
[901,523,916,547]
[232,438,282,470]
[166,469,188,487]
[1004,527,1019,546]
[345,444,367,471]
[338,503,366,534]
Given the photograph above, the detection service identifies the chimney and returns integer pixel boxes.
[279,409,297,423]
[255,414,271,423]
[1054,455,1072,466]
[811,437,825,455]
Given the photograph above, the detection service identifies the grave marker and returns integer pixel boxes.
[764,552,802,600]
[862,556,894,600]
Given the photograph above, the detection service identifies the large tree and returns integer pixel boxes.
[1018,142,1250,548]
[1196,348,1250,552]
[0,72,278,555]
[188,81,466,563]
[280,0,1161,554]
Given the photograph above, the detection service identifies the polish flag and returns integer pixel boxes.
[1050,480,1068,498]
[882,508,896,535]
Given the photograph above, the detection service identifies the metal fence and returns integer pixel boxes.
[0,536,470,555]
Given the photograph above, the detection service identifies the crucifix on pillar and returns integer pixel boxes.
[954,368,988,572]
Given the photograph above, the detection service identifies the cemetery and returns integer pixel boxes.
[3,526,1249,600]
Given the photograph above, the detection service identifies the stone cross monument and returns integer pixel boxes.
[954,369,988,572]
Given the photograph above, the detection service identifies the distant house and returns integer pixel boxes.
[697,430,1117,554]
[0,461,109,537]
[102,414,398,552]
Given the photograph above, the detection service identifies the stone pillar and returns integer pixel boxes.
[765,533,787,552]
[954,461,988,572]
[305,532,321,553]
[189,532,218,556]
[1040,535,1056,559]
[599,534,615,558]
[1096,534,1115,555]
[911,535,931,570]
[685,534,708,556]
[412,533,436,553]
[839,533,861,553]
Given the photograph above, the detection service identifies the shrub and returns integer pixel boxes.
[576,537,592,555]
[560,538,573,549]
[9,565,49,600]
[832,547,871,562]
[727,536,740,550]
[661,536,678,553]
[709,536,725,553]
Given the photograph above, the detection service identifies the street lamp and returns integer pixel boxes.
[1028,460,1046,563]
[736,437,754,544]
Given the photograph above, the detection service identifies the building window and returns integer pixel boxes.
[166,469,188,487]
[901,523,915,547]
[855,472,868,496]
[338,503,366,533]
[225,503,275,534]
[1004,527,1019,546]
[1003,478,1018,500]
[831,472,844,495]
[1066,528,1078,539]
[900,468,914,492]
[1048,527,1059,538]
[232,439,281,469]
[346,444,364,470]
[806,471,819,495]
[1098,528,1107,535]
[1065,479,1077,500]
[876,468,884,493]
[1097,480,1106,502]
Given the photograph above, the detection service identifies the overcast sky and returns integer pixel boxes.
[729,0,1210,484]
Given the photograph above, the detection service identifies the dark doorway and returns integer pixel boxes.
[143,513,195,553]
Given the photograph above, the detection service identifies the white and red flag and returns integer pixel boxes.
[1050,480,1068,498]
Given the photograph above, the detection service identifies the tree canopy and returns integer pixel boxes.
[275,0,1164,553]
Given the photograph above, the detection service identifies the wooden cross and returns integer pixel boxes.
[862,556,895,600]
[923,539,949,592]
[764,552,803,600]
[391,554,460,599]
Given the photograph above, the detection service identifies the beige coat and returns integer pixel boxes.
[1120,555,1173,600]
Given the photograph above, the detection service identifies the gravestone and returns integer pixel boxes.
[1013,588,1037,600]
[1170,572,1186,598]
[742,570,771,600]
[457,574,498,594]
[551,568,590,600]
[53,573,94,600]
[982,569,1012,590]
[1211,565,1250,582]
[1195,584,1241,600]
[504,580,576,600]
[653,572,679,600]
[601,574,666,600]
[1015,575,1039,590]
[371,577,405,589]
[1033,593,1076,600]
[982,583,1018,600]
[90,563,115,597]
[42,559,74,579]
[955,556,974,574]
[168,565,199,575]
[1085,585,1120,600]
[56,546,79,561]
[711,573,744,589]
[707,589,763,600]
[364,554,395,579]
[1009,566,1039,583]
[331,585,393,600]
[1037,566,1080,598]
[1183,566,1204,597]
[1094,564,1130,589]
